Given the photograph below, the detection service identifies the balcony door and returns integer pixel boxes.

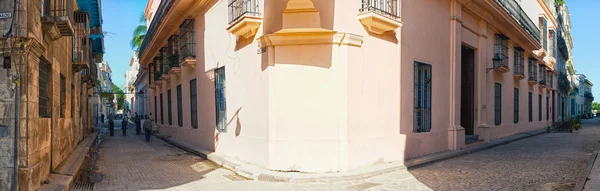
[461,45,475,135]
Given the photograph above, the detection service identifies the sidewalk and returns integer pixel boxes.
[155,127,547,183]
[94,131,432,191]
[580,119,600,191]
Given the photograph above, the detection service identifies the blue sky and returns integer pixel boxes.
[569,1,600,97]
[102,0,598,97]
[102,0,147,88]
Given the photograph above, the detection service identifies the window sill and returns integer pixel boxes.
[168,67,181,77]
[513,73,525,80]
[180,57,196,69]
[357,11,402,35]
[226,15,262,39]
[494,66,509,74]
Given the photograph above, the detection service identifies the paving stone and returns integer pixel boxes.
[410,119,600,191]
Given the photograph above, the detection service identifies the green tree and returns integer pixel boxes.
[592,102,600,111]
[130,14,147,50]
[112,84,126,110]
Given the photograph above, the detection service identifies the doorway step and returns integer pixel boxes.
[465,134,483,145]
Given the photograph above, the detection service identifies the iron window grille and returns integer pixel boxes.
[548,29,555,57]
[494,0,540,42]
[39,61,52,118]
[154,96,157,122]
[546,96,549,121]
[153,57,161,81]
[529,92,533,122]
[71,84,75,118]
[179,19,196,62]
[215,68,227,133]
[514,88,519,123]
[168,89,172,125]
[168,35,179,68]
[538,65,546,85]
[360,0,400,19]
[539,94,542,121]
[160,93,164,124]
[539,17,548,50]
[528,58,537,81]
[414,62,432,133]
[60,74,66,118]
[495,83,502,125]
[228,0,261,25]
[190,79,198,128]
[177,85,183,127]
[494,34,509,69]
[514,47,525,76]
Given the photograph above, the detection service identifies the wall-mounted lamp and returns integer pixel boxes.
[486,53,502,73]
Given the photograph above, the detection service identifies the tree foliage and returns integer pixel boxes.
[592,102,600,111]
[130,14,148,50]
[112,84,126,110]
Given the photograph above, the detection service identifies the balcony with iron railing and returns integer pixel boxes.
[528,59,538,85]
[41,0,74,38]
[358,0,402,35]
[227,0,262,39]
[495,0,541,43]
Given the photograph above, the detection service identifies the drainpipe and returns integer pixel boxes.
[13,73,19,191]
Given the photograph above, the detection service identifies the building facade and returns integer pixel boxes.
[97,61,115,118]
[124,51,140,117]
[0,0,103,190]
[138,0,567,173]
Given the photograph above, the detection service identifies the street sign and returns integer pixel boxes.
[0,12,12,19]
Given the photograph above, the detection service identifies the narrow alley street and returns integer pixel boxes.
[410,119,600,191]
[87,119,600,191]
[90,120,431,191]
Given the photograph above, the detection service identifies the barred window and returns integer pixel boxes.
[514,88,519,124]
[160,93,164,124]
[539,17,548,50]
[528,58,537,81]
[514,47,524,75]
[494,34,509,68]
[414,62,432,132]
[177,85,183,127]
[495,83,502,125]
[60,74,66,118]
[215,67,227,132]
[546,96,549,121]
[39,61,52,118]
[539,94,542,121]
[529,92,533,122]
[190,79,198,128]
[179,19,196,61]
[168,89,172,126]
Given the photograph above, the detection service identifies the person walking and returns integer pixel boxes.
[121,116,128,136]
[135,112,141,135]
[144,114,153,142]
[108,113,114,136]
[101,113,104,124]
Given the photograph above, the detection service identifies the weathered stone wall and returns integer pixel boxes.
[0,0,88,190]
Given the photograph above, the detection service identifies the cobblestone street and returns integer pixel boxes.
[92,121,430,191]
[410,119,600,191]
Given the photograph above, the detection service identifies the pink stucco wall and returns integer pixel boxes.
[146,0,560,173]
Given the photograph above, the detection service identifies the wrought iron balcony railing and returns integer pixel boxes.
[495,0,541,43]
[360,0,400,19]
[228,0,261,24]
[179,19,196,61]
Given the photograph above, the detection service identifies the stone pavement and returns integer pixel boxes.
[92,121,431,191]
[410,118,600,191]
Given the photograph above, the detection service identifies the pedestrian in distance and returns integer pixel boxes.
[101,113,104,124]
[144,114,153,142]
[108,114,114,136]
[121,116,128,136]
[135,112,141,135]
